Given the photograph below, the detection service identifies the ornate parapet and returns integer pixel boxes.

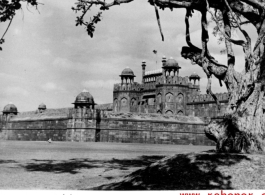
[156,75,195,86]
[141,82,156,91]
[187,92,229,104]
[113,82,141,92]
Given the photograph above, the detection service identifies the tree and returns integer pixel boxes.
[0,0,40,50]
[73,0,265,153]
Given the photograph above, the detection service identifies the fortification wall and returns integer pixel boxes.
[186,92,229,117]
[187,93,229,103]
[0,112,214,146]
[0,119,68,141]
[101,112,212,145]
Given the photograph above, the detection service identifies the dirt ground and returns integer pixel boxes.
[0,140,214,190]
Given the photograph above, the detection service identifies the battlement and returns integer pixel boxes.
[156,75,198,87]
[144,69,162,76]
[187,93,229,103]
[9,108,73,121]
[113,82,141,92]
[141,82,156,91]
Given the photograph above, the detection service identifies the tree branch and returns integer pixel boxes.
[153,0,164,41]
[222,7,235,67]
[224,0,252,54]
[185,9,200,52]
[240,0,265,10]
[206,0,246,47]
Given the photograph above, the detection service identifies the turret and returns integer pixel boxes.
[141,61,146,84]
[162,56,167,83]
[120,67,135,85]
[2,102,18,122]
[38,103,47,113]
[189,72,200,85]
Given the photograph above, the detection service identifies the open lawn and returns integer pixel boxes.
[0,140,214,190]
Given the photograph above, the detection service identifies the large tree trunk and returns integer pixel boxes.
[205,73,265,153]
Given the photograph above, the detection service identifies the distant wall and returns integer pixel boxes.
[99,118,212,145]
[1,119,68,141]
[67,113,214,146]
[0,111,214,146]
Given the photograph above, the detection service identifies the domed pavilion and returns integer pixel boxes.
[73,89,95,109]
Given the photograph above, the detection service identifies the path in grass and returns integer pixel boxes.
[0,141,214,189]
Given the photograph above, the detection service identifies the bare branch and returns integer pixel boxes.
[240,0,265,10]
[222,8,235,67]
[185,9,200,52]
[153,0,164,41]
[1,16,13,40]
[206,0,246,47]
[223,0,252,53]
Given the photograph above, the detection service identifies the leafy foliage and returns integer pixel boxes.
[0,0,40,50]
[72,1,102,38]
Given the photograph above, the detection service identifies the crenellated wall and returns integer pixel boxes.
[0,110,214,146]
[113,82,141,92]
[187,93,229,103]
[186,92,229,117]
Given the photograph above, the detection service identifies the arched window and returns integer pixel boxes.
[177,110,184,116]
[157,93,162,104]
[176,93,184,104]
[121,98,127,108]
[165,110,173,115]
[114,99,118,112]
[166,92,174,103]
[131,98,137,106]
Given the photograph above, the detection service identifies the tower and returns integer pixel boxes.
[2,102,18,122]
[141,61,146,84]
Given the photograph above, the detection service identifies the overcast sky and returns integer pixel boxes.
[0,0,256,112]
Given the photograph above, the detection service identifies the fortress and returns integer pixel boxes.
[0,57,228,145]
[113,57,228,117]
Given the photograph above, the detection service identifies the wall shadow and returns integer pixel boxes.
[21,155,165,174]
[90,153,251,190]
[0,160,17,164]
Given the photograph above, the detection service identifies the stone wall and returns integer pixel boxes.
[67,112,214,145]
[1,119,68,141]
[0,111,214,146]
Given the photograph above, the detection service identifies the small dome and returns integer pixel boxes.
[120,67,135,77]
[74,89,94,104]
[189,72,200,79]
[164,57,180,68]
[3,103,18,114]
[38,103,46,110]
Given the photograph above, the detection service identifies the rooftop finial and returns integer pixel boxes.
[82,89,88,92]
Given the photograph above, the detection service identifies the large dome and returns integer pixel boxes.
[74,89,94,104]
[3,103,18,114]
[120,67,135,77]
[164,57,180,68]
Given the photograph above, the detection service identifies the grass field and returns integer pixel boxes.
[0,140,214,190]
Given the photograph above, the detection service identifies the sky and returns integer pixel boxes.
[0,0,257,112]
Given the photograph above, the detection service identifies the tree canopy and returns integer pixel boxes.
[0,0,40,50]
